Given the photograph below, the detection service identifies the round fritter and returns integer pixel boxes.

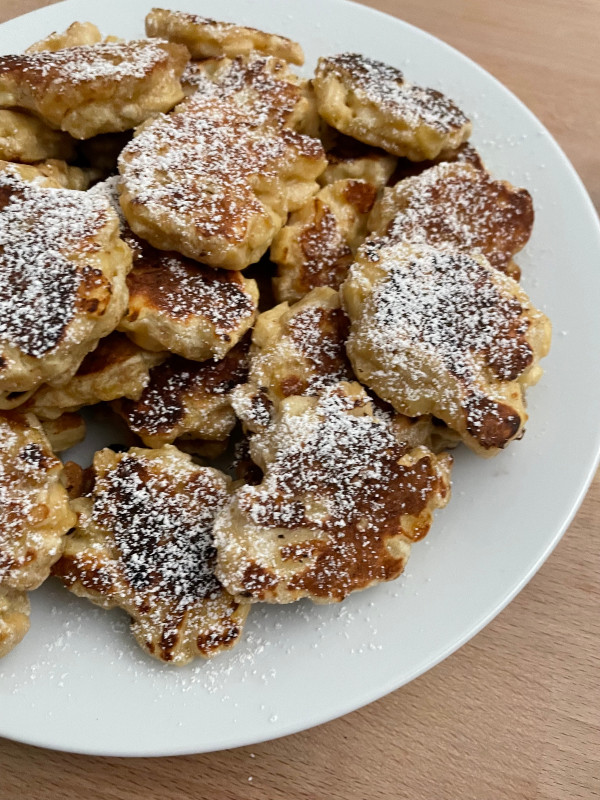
[182,53,318,135]
[271,178,377,303]
[25,21,104,53]
[53,446,249,665]
[0,172,132,394]
[0,39,189,139]
[368,161,533,278]
[231,287,353,432]
[313,53,471,161]
[26,332,164,420]
[114,338,250,448]
[342,243,552,456]
[318,125,397,188]
[119,239,258,362]
[215,382,452,604]
[0,412,75,592]
[0,585,30,659]
[0,110,75,163]
[146,7,304,65]
[118,93,326,270]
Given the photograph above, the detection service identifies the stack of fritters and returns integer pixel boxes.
[0,9,550,663]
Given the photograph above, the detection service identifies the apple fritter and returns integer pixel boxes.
[0,412,75,592]
[271,178,377,303]
[0,39,189,139]
[369,161,533,278]
[0,110,75,163]
[146,7,304,65]
[0,585,30,659]
[342,243,551,456]
[118,93,326,270]
[0,172,132,394]
[53,446,248,665]
[313,53,471,161]
[215,382,452,603]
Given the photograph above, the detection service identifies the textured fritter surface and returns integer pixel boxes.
[146,7,304,65]
[231,287,353,432]
[182,53,318,135]
[26,21,104,53]
[0,412,75,591]
[313,53,471,161]
[119,233,258,361]
[342,243,551,456]
[215,383,452,603]
[119,94,326,270]
[53,446,248,664]
[369,161,533,278]
[0,39,189,139]
[0,158,100,191]
[26,332,164,420]
[40,412,86,453]
[0,110,75,163]
[0,585,30,659]
[114,338,249,448]
[272,179,377,303]
[318,125,397,188]
[0,172,132,394]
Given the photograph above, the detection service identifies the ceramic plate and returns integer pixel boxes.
[1,0,599,757]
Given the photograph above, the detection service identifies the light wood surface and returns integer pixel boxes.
[1,1,599,797]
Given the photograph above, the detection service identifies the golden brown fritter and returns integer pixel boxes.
[182,53,318,135]
[369,161,533,278]
[118,93,326,270]
[0,110,75,163]
[53,446,249,664]
[313,53,471,161]
[215,382,452,603]
[231,287,353,432]
[0,158,101,191]
[114,338,249,448]
[25,332,164,420]
[0,412,75,592]
[25,21,104,53]
[0,172,132,394]
[0,585,30,659]
[318,125,397,188]
[342,243,551,456]
[0,39,189,139]
[146,7,304,64]
[271,179,377,303]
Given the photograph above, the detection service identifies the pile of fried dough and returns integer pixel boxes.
[0,9,551,665]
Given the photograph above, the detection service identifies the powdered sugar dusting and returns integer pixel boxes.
[0,173,109,357]
[320,53,468,133]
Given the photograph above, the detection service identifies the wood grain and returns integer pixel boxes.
[0,1,599,798]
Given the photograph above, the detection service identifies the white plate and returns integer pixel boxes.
[1,0,599,758]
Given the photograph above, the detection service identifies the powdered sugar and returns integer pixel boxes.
[0,173,109,357]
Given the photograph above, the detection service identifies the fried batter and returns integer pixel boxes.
[369,161,533,278]
[0,585,30,659]
[26,332,164,420]
[313,53,471,161]
[53,446,248,664]
[215,382,452,603]
[342,243,551,456]
[0,110,75,163]
[114,338,249,448]
[0,172,132,394]
[0,412,75,592]
[146,7,303,65]
[118,94,326,270]
[0,39,189,139]
[271,179,377,303]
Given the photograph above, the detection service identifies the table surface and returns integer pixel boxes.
[0,0,599,797]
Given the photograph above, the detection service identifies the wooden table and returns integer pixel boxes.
[1,1,599,797]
